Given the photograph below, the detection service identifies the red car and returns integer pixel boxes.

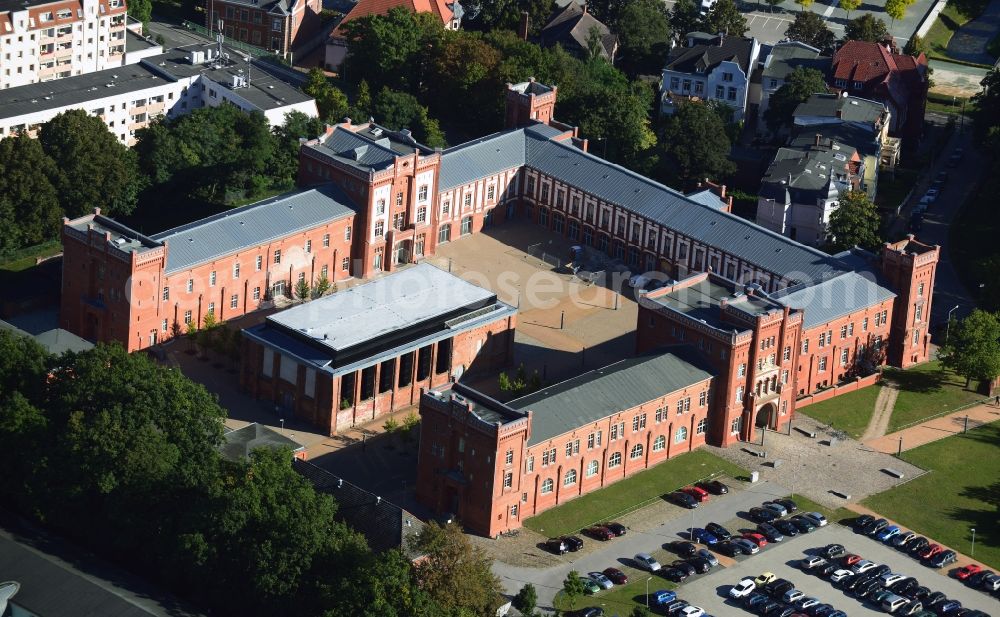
[956,564,982,580]
[919,543,942,560]
[603,567,629,584]
[682,486,710,502]
[841,554,862,567]
[742,532,768,548]
[587,525,615,540]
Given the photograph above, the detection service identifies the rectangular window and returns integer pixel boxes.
[699,391,707,407]
[162,287,169,301]
[526,456,534,472]
[610,423,619,440]
[273,250,281,264]
[818,357,827,372]
[783,346,791,361]
[503,472,512,488]
[587,433,595,449]
[418,185,428,201]
[256,255,262,271]
[735,386,744,403]
[802,340,809,353]
[207,302,215,316]
[696,418,707,434]
[209,271,217,287]
[731,417,741,434]
[918,282,924,296]
[184,310,192,324]
[233,262,240,279]
[863,317,869,331]
[342,257,350,271]
[253,287,260,300]
[738,363,746,377]
[841,348,849,365]
[840,325,848,339]
[375,221,384,237]
[305,239,312,253]
[186,279,193,293]
[230,294,238,309]
[417,206,427,223]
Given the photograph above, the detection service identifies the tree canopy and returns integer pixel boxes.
[413,522,505,616]
[302,68,349,124]
[838,0,861,19]
[0,135,62,247]
[658,101,736,187]
[939,310,1000,386]
[669,0,702,41]
[784,10,837,51]
[700,0,748,37]
[613,0,672,75]
[765,66,829,132]
[827,189,882,252]
[844,13,890,41]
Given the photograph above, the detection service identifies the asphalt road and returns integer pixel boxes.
[677,524,999,615]
[493,480,792,611]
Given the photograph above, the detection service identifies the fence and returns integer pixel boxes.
[525,242,565,270]
[890,397,992,433]
[794,373,882,408]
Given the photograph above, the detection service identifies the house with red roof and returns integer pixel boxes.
[830,39,928,143]
[324,0,462,70]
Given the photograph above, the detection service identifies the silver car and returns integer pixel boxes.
[634,552,661,572]
[588,572,613,589]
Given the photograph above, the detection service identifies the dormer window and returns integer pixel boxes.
[853,80,863,89]
[835,79,847,88]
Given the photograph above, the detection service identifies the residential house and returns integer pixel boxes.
[533,3,617,62]
[661,32,760,120]
[757,40,829,134]
[206,0,322,57]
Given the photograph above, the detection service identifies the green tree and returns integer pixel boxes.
[563,570,587,600]
[273,111,327,190]
[794,0,814,11]
[669,0,701,42]
[884,0,906,28]
[0,134,62,246]
[614,0,672,75]
[826,190,881,252]
[844,13,889,41]
[302,68,349,123]
[903,33,929,56]
[128,0,152,24]
[311,272,332,299]
[784,10,837,50]
[342,8,444,93]
[659,101,736,187]
[764,66,829,131]
[838,0,861,20]
[512,582,538,616]
[425,31,503,127]
[972,69,1000,153]
[700,0,748,37]
[351,79,374,120]
[372,87,447,148]
[39,109,144,217]
[413,522,504,615]
[939,310,1000,387]
[631,606,653,617]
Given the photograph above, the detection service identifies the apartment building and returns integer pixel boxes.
[660,32,760,121]
[0,42,316,145]
[0,0,128,90]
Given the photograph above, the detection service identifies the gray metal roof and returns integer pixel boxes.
[773,271,895,329]
[762,145,852,195]
[685,188,728,210]
[794,93,886,125]
[266,263,496,352]
[220,422,304,461]
[152,184,356,274]
[510,348,715,446]
[664,35,756,74]
[761,42,827,82]
[439,129,527,190]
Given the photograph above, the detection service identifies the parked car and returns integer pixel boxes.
[853,514,875,532]
[796,596,821,610]
[820,544,846,559]
[730,578,757,598]
[588,572,614,589]
[789,515,816,533]
[816,562,838,577]
[966,569,994,587]
[650,589,677,606]
[893,531,916,548]
[955,564,981,581]
[891,577,919,596]
[706,522,733,540]
[922,188,940,203]
[715,541,741,557]
[907,537,930,555]
[830,569,854,584]
[697,479,729,495]
[841,553,863,567]
[669,491,698,508]
[661,567,688,583]
[697,548,719,566]
[749,507,780,523]
[545,537,567,554]
[664,599,689,614]
[937,600,963,613]
[765,578,794,598]
[745,592,769,610]
[773,519,799,537]
[978,572,1000,591]
[562,535,584,551]
[775,497,798,513]
[602,567,628,584]
[800,556,828,570]
[682,486,710,503]
[924,591,946,607]
[917,543,942,560]
[602,522,627,536]
[868,518,889,536]
[757,523,784,543]
[877,525,901,542]
[899,599,923,615]
[802,512,828,527]
[686,556,712,573]
[671,560,696,576]
[852,560,878,574]
[755,572,777,587]
[678,606,704,617]
[742,532,768,548]
[762,501,788,517]
[691,528,719,545]
[929,550,957,568]
[783,588,804,604]
[733,538,759,555]
[670,541,699,558]
[587,525,615,540]
[582,578,602,594]
[935,171,949,183]
[882,573,908,587]
[568,608,604,617]
[634,552,661,572]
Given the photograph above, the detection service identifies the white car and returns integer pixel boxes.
[729,578,756,599]
[830,569,854,583]
[802,512,828,527]
[800,556,827,570]
[796,597,820,609]
[852,560,878,574]
[680,606,705,617]
[923,188,940,202]
[783,589,804,604]
[588,572,613,589]
[635,552,661,572]
[881,573,908,587]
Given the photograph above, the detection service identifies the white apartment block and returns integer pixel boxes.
[0,43,317,145]
[0,0,129,90]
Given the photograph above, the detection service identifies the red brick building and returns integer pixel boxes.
[241,263,516,434]
[830,40,928,143]
[207,0,321,56]
[416,348,716,537]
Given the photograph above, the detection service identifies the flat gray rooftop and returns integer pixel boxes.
[647,275,781,329]
[267,263,497,353]
[221,423,303,461]
[773,271,895,329]
[510,348,715,446]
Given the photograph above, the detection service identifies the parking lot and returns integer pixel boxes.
[675,524,998,615]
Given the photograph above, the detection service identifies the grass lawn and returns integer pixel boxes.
[799,385,881,439]
[883,361,986,432]
[862,422,1000,569]
[0,240,62,273]
[923,0,990,59]
[788,493,856,526]
[554,578,677,614]
[523,450,745,537]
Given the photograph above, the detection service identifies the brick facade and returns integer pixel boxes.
[207,0,321,56]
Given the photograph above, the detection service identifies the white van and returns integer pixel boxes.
[881,593,908,613]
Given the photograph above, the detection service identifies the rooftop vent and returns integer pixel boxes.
[371,127,383,137]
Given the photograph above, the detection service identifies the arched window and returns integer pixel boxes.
[541,478,554,494]
[608,451,622,468]
[564,469,577,486]
[630,443,644,459]
[586,460,599,477]
[653,435,666,451]
[675,426,688,443]
[696,418,708,434]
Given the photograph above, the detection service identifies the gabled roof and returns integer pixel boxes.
[761,41,829,82]
[539,4,617,60]
[831,41,927,109]
[773,270,895,329]
[332,0,455,38]
[510,347,715,446]
[664,34,756,75]
[793,93,886,125]
[221,423,305,461]
[151,185,357,274]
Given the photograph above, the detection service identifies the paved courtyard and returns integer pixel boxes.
[707,414,925,508]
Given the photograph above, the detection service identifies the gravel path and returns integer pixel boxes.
[860,383,899,441]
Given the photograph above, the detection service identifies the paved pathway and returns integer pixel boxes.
[860,383,900,441]
[946,0,1000,65]
[863,402,1000,453]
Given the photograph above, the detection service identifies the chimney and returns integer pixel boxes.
[719,184,727,199]
[518,10,529,40]
[717,32,724,45]
[814,133,821,146]
[581,2,587,13]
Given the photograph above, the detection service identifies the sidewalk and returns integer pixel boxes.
[863,402,1000,454]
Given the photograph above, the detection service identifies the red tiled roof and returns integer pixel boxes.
[331,0,451,37]
[832,40,926,111]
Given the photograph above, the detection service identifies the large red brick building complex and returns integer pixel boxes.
[207,0,321,56]
[240,263,516,433]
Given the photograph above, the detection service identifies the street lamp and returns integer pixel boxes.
[971,528,976,557]
[646,576,653,607]
[946,304,960,344]
[280,418,285,434]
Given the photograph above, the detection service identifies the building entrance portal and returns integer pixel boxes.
[756,402,776,429]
